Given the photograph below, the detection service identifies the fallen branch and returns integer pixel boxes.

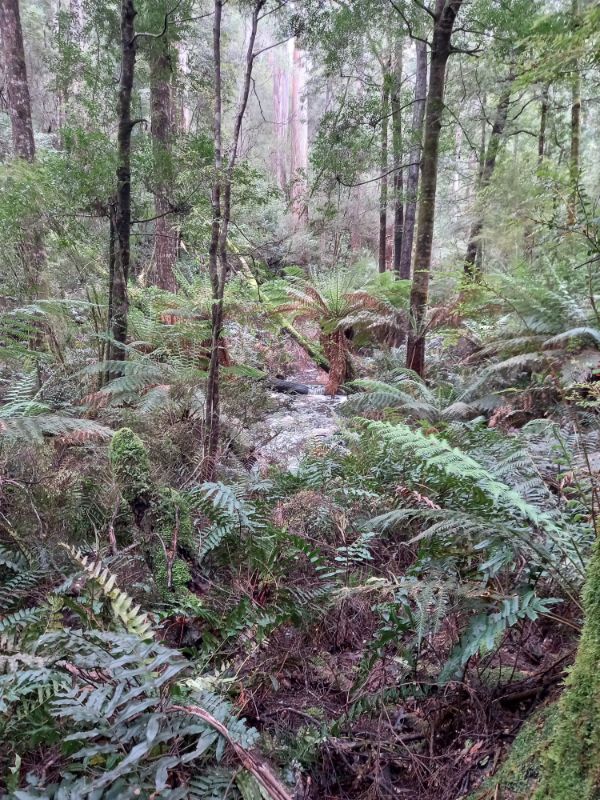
[168,704,293,800]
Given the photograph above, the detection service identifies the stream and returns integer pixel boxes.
[251,383,346,472]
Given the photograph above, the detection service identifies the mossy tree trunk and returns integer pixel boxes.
[535,537,600,799]
[108,0,137,366]
[203,0,265,481]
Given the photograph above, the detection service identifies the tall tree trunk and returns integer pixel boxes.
[524,84,549,262]
[202,0,264,482]
[150,31,178,293]
[0,0,47,298]
[289,39,308,226]
[0,0,35,160]
[538,84,549,166]
[108,0,136,364]
[391,37,404,274]
[378,65,390,273]
[270,48,290,193]
[176,41,192,133]
[406,0,463,376]
[398,39,427,280]
[567,0,581,226]
[463,75,514,280]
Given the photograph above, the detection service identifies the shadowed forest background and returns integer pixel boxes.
[1,0,600,797]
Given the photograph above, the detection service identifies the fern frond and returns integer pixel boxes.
[61,545,153,638]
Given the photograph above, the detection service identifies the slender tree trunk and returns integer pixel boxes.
[398,39,427,280]
[0,0,47,298]
[108,0,136,364]
[463,75,514,279]
[538,84,549,166]
[289,39,308,226]
[391,37,404,274]
[150,31,178,293]
[378,64,390,273]
[406,0,463,376]
[567,0,581,226]
[524,84,549,262]
[202,0,264,481]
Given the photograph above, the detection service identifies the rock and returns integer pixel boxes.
[265,378,310,395]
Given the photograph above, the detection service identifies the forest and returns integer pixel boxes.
[0,0,599,797]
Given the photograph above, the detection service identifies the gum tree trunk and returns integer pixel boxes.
[406,0,463,376]
[398,39,427,280]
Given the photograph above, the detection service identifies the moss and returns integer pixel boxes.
[153,550,192,598]
[109,428,152,519]
[477,665,529,689]
[152,487,193,549]
[151,488,194,598]
[533,537,600,800]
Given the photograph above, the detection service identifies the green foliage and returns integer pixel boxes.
[63,545,153,638]
[343,368,481,422]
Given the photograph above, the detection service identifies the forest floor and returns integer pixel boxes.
[195,337,578,799]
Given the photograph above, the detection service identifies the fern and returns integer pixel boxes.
[61,544,153,638]
[441,590,560,681]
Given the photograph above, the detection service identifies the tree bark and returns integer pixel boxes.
[150,31,178,293]
[108,0,137,364]
[378,63,390,273]
[406,0,463,377]
[398,39,427,280]
[391,36,404,274]
[567,0,581,227]
[270,48,290,193]
[0,0,35,160]
[0,0,47,298]
[463,75,514,280]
